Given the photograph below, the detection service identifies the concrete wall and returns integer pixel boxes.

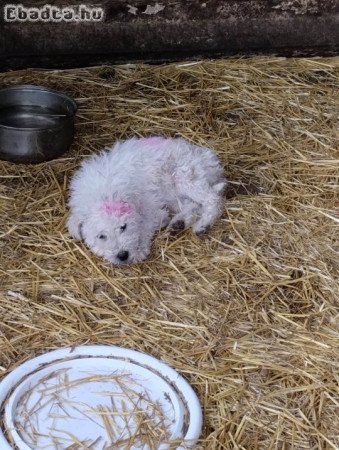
[1,0,338,69]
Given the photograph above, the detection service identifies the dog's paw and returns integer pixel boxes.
[170,219,185,231]
[213,180,228,194]
[192,223,209,235]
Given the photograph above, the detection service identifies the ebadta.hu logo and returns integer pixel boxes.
[4,4,105,22]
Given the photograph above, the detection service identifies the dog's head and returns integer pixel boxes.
[67,199,151,264]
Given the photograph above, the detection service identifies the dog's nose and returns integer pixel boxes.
[117,250,129,262]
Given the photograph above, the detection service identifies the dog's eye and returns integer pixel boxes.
[98,234,107,240]
[120,224,127,232]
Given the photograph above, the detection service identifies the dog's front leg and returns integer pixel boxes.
[168,198,200,230]
[159,206,171,229]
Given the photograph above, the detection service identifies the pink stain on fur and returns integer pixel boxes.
[101,201,133,216]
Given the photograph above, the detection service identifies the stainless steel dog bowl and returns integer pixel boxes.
[0,85,77,163]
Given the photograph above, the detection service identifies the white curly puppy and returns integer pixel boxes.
[67,137,227,264]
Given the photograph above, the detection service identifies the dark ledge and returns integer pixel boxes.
[1,0,338,70]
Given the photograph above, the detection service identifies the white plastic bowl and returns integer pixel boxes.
[0,345,203,450]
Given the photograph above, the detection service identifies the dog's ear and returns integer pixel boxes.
[67,213,85,240]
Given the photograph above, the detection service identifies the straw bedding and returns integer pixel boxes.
[0,57,338,449]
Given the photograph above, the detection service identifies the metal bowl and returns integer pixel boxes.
[0,85,77,163]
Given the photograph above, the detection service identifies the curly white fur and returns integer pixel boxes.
[67,137,227,264]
